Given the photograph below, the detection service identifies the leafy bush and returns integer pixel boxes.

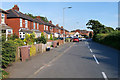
[2,39,24,68]
[2,40,17,68]
[36,32,47,44]
[8,33,19,40]
[94,31,120,50]
[2,69,9,79]
[23,32,35,45]
[30,45,36,56]
[14,39,25,46]
[50,34,53,40]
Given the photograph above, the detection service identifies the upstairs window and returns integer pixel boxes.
[20,18,22,27]
[46,26,48,30]
[1,13,5,24]
[33,22,35,29]
[37,23,39,29]
[44,25,46,30]
[25,20,28,28]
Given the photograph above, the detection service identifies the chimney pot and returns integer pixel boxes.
[12,5,19,11]
[49,20,52,24]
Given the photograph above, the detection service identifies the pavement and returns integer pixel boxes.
[7,40,120,79]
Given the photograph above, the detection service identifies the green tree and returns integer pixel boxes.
[116,27,120,31]
[86,19,105,35]
[40,32,47,44]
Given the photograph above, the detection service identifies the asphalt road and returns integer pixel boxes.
[8,40,120,79]
[31,40,120,79]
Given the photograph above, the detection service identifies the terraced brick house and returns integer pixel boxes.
[0,8,13,41]
[6,5,41,39]
[34,16,52,39]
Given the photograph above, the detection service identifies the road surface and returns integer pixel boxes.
[8,40,120,79]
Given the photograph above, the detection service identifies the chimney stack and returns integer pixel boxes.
[61,26,63,28]
[12,5,19,11]
[49,20,52,24]
[56,24,59,27]
[36,16,41,19]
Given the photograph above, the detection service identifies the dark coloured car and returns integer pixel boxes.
[73,38,79,42]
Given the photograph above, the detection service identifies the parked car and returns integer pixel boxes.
[81,38,86,41]
[79,38,82,41]
[73,38,79,42]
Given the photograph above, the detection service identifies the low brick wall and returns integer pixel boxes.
[16,40,64,62]
[16,46,31,62]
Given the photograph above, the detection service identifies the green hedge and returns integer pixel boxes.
[94,31,120,50]
[2,39,25,68]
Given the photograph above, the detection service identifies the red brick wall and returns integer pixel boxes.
[22,19,25,28]
[35,23,37,29]
[6,18,20,36]
[53,27,57,33]
[39,24,44,32]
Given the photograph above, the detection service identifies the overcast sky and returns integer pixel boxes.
[1,2,118,31]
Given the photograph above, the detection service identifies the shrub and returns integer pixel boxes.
[36,32,47,44]
[2,40,17,68]
[94,31,120,50]
[14,39,25,46]
[8,33,19,40]
[30,45,36,56]
[50,34,53,40]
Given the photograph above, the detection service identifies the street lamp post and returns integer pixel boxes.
[63,7,72,43]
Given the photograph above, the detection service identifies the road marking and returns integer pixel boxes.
[90,49,92,52]
[33,43,74,75]
[93,55,99,64]
[102,72,108,80]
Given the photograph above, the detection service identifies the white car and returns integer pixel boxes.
[81,38,86,41]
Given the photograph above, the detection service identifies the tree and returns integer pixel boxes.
[89,32,92,38]
[86,19,105,35]
[116,27,120,31]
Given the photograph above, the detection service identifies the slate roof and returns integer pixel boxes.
[7,9,35,22]
[0,8,8,14]
[34,18,51,26]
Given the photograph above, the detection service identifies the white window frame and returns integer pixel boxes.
[1,13,5,24]
[37,23,39,29]
[59,29,61,33]
[44,25,46,30]
[20,18,22,27]
[25,20,28,28]
[33,22,35,29]
[46,26,48,30]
